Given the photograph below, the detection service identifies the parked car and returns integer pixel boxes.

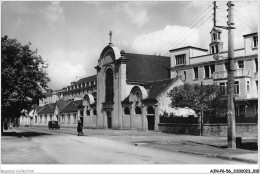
[48,121,60,130]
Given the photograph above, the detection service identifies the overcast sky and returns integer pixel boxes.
[1,1,259,90]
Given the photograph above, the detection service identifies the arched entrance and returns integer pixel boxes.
[107,111,112,129]
[147,106,155,130]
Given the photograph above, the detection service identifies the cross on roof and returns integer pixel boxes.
[109,31,112,45]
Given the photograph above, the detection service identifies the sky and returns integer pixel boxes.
[1,1,259,90]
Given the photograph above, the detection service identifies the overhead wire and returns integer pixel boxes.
[157,7,213,55]
[167,14,213,54]
[154,2,212,55]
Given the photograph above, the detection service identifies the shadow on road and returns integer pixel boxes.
[2,131,51,137]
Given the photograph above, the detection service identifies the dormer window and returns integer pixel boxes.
[175,54,186,65]
[253,36,258,48]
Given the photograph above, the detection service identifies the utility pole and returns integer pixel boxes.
[227,1,236,149]
[215,1,236,148]
[213,1,216,27]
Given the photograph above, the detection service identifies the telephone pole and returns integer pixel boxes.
[215,1,236,148]
[227,1,236,149]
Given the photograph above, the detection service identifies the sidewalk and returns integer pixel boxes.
[18,126,260,164]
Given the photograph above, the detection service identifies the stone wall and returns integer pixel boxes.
[158,123,258,137]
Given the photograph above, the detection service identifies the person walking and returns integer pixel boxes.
[77,120,84,136]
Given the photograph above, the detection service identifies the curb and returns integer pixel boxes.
[174,150,257,164]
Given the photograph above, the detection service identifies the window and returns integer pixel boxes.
[204,65,210,78]
[50,114,52,121]
[210,65,215,77]
[105,68,114,102]
[220,82,227,94]
[135,106,142,115]
[175,54,186,65]
[247,81,250,92]
[215,45,218,53]
[45,115,47,123]
[35,116,37,123]
[67,114,70,123]
[86,110,90,116]
[211,46,215,54]
[255,59,258,72]
[124,107,130,115]
[40,115,42,123]
[253,36,258,48]
[194,67,198,79]
[93,109,97,115]
[256,80,258,92]
[234,81,239,94]
[238,61,244,69]
[213,33,216,40]
[73,114,77,123]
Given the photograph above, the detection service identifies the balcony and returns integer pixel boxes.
[213,69,252,80]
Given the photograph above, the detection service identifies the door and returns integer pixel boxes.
[107,111,112,129]
[147,115,155,130]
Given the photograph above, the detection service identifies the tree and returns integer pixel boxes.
[167,83,227,115]
[1,35,50,134]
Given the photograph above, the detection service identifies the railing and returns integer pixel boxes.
[213,69,251,80]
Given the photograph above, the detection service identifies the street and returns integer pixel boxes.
[1,127,248,164]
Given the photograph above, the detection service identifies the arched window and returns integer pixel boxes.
[135,106,142,115]
[211,46,215,54]
[147,106,155,115]
[215,45,218,53]
[124,107,130,115]
[105,68,114,102]
[213,33,216,40]
[93,109,97,115]
[86,110,90,116]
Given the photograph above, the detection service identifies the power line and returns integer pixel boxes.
[154,2,212,55]
[157,7,213,55]
[166,15,213,54]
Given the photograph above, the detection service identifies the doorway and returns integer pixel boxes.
[107,111,112,129]
[147,115,155,130]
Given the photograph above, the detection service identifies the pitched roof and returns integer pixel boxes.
[38,103,56,114]
[74,75,96,85]
[125,53,170,82]
[56,100,70,111]
[143,78,178,99]
[60,100,83,113]
[35,106,44,113]
[169,46,208,52]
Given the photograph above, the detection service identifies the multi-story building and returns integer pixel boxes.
[170,28,258,120]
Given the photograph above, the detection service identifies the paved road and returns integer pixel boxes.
[1,127,246,164]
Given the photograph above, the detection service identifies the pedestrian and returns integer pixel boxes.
[77,120,84,136]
